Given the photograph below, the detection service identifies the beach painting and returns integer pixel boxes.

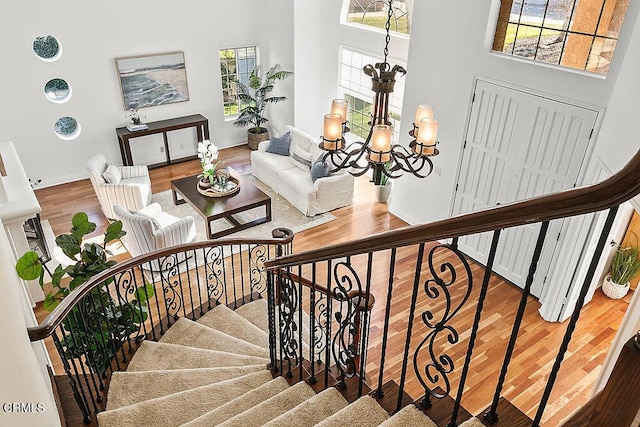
[115,51,189,109]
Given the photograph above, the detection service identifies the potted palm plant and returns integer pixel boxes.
[602,239,640,299]
[233,64,292,150]
[374,163,392,203]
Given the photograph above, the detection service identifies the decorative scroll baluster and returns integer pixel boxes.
[411,243,473,410]
[324,260,333,388]
[533,207,618,426]
[279,269,300,377]
[374,248,397,398]
[332,258,362,389]
[249,244,269,297]
[267,271,278,371]
[397,243,426,412]
[485,221,550,424]
[230,247,239,309]
[309,262,318,383]
[449,230,501,427]
[298,265,304,381]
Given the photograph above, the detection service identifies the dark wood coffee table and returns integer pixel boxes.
[170,168,271,239]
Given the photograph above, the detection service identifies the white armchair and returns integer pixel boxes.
[87,154,152,220]
[113,203,196,257]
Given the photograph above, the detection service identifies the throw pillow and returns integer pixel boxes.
[103,164,122,184]
[289,146,313,171]
[310,156,330,183]
[266,131,291,156]
[131,210,161,231]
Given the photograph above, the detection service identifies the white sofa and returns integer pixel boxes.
[251,125,354,216]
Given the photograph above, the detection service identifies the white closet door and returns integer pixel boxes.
[453,80,598,298]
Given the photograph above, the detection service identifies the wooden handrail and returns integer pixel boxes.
[265,150,640,269]
[28,229,294,342]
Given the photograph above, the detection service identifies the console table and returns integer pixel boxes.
[116,114,210,167]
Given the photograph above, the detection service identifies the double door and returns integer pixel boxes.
[452,80,598,300]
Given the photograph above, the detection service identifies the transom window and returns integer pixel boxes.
[346,0,411,35]
[339,47,405,142]
[219,46,257,117]
[493,0,630,75]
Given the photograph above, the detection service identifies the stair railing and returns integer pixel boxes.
[264,150,640,425]
[26,230,293,424]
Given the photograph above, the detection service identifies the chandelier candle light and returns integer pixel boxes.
[319,0,440,186]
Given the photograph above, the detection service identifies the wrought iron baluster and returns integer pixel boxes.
[449,230,501,427]
[52,330,91,423]
[375,247,397,397]
[324,259,333,389]
[129,267,150,343]
[397,243,426,412]
[267,270,277,371]
[192,249,205,317]
[65,306,99,414]
[358,252,375,397]
[298,265,304,381]
[180,250,197,321]
[533,207,618,426]
[309,262,318,384]
[230,246,239,309]
[239,244,246,305]
[485,221,550,424]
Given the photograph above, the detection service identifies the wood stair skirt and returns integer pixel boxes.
[54,299,533,427]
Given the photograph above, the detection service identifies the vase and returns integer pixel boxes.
[197,178,212,190]
[247,128,269,150]
[374,184,392,203]
[602,274,630,299]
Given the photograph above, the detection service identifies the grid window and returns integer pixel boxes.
[493,0,630,75]
[346,0,410,35]
[219,46,257,117]
[340,47,404,142]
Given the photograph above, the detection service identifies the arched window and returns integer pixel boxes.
[346,0,411,35]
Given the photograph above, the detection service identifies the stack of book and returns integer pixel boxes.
[126,123,149,132]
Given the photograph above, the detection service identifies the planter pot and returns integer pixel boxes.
[374,184,392,203]
[602,274,630,299]
[247,128,269,150]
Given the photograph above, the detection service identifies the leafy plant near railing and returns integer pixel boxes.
[15,213,154,375]
[610,234,640,285]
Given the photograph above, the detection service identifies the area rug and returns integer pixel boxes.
[151,174,336,241]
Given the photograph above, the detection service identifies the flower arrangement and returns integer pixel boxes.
[198,140,223,185]
[125,107,146,125]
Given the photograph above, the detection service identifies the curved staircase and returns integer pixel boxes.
[96,299,484,427]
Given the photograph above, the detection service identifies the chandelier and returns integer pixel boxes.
[320,0,439,186]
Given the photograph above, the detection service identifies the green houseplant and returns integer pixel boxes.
[603,239,640,299]
[15,213,153,375]
[233,64,292,150]
[374,162,392,203]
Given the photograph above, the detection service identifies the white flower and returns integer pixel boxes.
[203,163,214,172]
[197,141,209,155]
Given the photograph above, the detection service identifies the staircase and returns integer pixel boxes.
[97,299,484,427]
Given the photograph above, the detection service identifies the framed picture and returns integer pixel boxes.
[115,51,189,110]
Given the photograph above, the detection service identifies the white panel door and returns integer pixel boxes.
[453,80,598,298]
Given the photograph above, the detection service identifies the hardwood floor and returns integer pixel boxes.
[33,145,632,426]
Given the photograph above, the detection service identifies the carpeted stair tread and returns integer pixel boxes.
[126,341,268,372]
[459,417,485,427]
[314,395,390,427]
[106,365,266,410]
[97,370,273,427]
[215,380,316,427]
[264,387,349,427]
[235,299,270,333]
[379,404,438,427]
[181,377,290,427]
[197,304,269,349]
[159,318,269,358]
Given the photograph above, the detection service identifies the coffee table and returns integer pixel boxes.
[170,168,272,239]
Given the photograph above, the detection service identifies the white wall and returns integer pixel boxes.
[0,220,59,427]
[0,0,294,188]
[389,0,640,224]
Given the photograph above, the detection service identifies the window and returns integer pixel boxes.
[33,35,62,61]
[219,46,257,117]
[346,0,410,35]
[340,47,405,142]
[44,78,71,103]
[54,117,80,140]
[492,0,630,75]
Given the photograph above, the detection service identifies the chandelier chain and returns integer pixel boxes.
[383,0,393,64]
